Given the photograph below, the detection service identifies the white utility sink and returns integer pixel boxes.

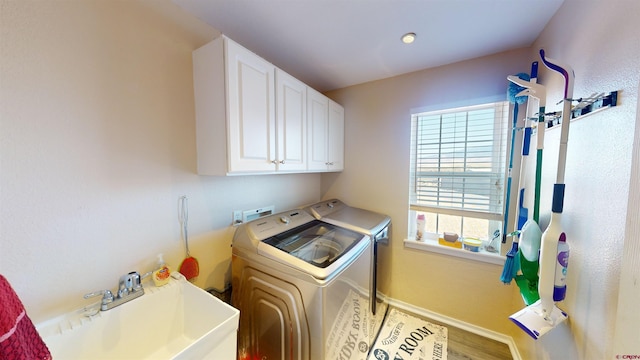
[36,274,239,360]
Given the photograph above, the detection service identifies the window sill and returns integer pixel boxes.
[403,238,505,266]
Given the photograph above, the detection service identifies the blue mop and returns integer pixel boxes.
[500,72,529,284]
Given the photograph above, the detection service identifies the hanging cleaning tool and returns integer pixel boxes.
[500,72,530,284]
[508,62,547,305]
[538,48,574,307]
[511,61,543,305]
[507,63,545,231]
[521,62,538,233]
[531,79,545,224]
[500,231,520,284]
[178,195,200,281]
[503,72,531,243]
[510,49,573,339]
[501,67,540,286]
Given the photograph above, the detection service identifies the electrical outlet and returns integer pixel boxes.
[232,210,243,226]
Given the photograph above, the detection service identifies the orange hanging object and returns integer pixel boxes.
[179,256,199,281]
[178,196,199,281]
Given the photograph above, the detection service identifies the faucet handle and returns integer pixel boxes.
[130,271,143,292]
[139,271,152,289]
[84,289,114,300]
[119,271,145,297]
[84,289,114,310]
[118,271,142,297]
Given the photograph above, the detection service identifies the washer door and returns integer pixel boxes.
[259,220,369,280]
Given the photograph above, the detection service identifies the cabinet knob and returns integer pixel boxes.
[271,160,278,164]
[279,160,285,164]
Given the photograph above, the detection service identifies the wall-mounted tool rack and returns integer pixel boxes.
[526,90,619,130]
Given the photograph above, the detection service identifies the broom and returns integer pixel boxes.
[502,72,530,243]
[500,234,520,284]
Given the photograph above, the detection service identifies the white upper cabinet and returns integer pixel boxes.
[307,87,329,171]
[328,100,344,171]
[276,70,307,172]
[192,35,341,175]
[307,87,344,172]
[226,38,277,173]
[193,36,275,175]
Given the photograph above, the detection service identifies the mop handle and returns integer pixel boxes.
[540,49,575,186]
[534,87,546,224]
[503,103,518,243]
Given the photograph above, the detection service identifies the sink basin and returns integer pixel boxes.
[36,274,239,359]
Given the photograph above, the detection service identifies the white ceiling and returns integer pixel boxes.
[173,0,564,92]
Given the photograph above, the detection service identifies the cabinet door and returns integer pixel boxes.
[307,88,329,171]
[226,39,276,173]
[276,70,307,171]
[328,100,345,171]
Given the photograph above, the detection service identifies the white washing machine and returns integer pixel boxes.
[232,209,382,360]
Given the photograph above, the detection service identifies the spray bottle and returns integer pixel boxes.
[553,233,570,301]
[538,184,566,316]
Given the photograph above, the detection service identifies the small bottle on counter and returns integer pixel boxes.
[153,254,171,287]
[416,214,426,241]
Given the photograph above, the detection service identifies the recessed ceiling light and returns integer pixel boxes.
[401,32,416,44]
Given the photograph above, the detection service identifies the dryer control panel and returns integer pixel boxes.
[307,199,345,219]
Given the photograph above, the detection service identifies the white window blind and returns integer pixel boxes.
[409,102,509,221]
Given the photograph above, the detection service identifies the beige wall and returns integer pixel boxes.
[323,48,533,337]
[614,78,640,356]
[0,0,321,323]
[324,0,640,358]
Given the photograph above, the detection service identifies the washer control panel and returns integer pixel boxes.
[247,209,315,241]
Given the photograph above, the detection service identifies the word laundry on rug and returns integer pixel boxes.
[368,308,448,360]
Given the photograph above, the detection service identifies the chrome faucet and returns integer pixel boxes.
[84,271,145,311]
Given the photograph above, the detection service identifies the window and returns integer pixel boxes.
[409,102,509,241]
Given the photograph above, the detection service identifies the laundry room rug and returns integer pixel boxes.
[325,289,388,360]
[367,308,448,360]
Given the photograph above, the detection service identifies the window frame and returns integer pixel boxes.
[407,101,510,259]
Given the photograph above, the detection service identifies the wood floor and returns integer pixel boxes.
[393,306,513,360]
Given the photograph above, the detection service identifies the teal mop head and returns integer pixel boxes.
[508,72,531,104]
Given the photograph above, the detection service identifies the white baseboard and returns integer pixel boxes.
[387,298,522,360]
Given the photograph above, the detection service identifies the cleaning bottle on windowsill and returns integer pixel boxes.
[153,254,171,287]
[416,214,426,241]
